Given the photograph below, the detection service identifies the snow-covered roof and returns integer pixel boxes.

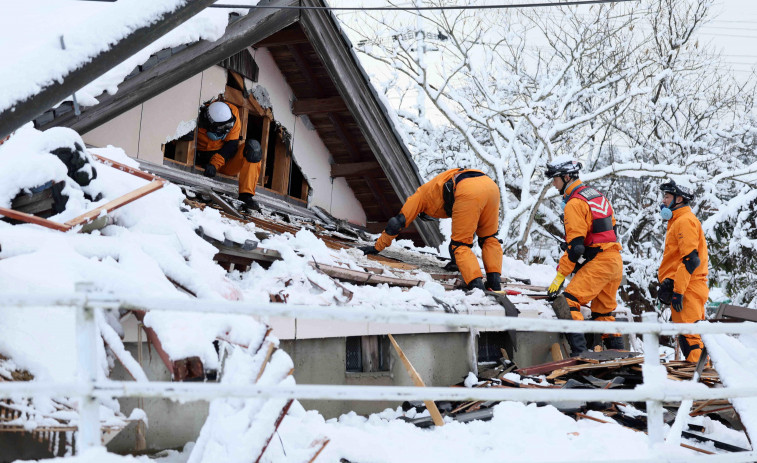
[5,0,444,247]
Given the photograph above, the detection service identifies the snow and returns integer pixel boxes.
[703,333,757,440]
[0,0,259,114]
[3,124,747,463]
[2,1,757,462]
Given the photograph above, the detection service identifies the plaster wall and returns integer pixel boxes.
[81,67,227,164]
[80,105,141,156]
[107,342,208,454]
[106,326,559,453]
[279,332,471,419]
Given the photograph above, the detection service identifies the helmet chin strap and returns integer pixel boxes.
[560,177,577,196]
[669,196,686,211]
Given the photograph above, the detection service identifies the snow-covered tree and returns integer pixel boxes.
[345,0,757,311]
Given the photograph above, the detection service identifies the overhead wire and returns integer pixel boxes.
[71,0,640,11]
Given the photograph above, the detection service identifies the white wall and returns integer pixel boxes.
[82,68,227,164]
[254,47,366,225]
[83,52,367,225]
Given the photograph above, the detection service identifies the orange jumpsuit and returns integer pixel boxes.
[658,206,709,362]
[197,102,262,196]
[559,180,623,342]
[374,168,503,285]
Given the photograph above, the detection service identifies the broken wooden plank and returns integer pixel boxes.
[309,261,424,288]
[253,399,294,463]
[388,334,445,427]
[202,188,243,219]
[91,154,163,182]
[0,207,71,231]
[366,255,420,271]
[516,359,579,376]
[65,180,165,228]
[310,261,354,302]
[305,437,330,463]
[131,310,204,381]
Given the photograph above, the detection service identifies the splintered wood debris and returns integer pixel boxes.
[0,355,133,455]
[394,350,751,456]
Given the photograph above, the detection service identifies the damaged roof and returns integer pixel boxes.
[31,0,444,248]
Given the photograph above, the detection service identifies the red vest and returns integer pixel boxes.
[568,185,617,245]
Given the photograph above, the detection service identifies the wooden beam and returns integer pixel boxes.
[64,180,165,228]
[328,113,394,218]
[254,28,309,48]
[132,310,204,381]
[292,96,347,115]
[331,161,380,178]
[258,117,271,186]
[288,43,323,94]
[224,86,249,110]
[270,137,291,194]
[388,334,445,427]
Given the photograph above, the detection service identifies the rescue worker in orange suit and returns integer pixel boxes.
[359,168,503,291]
[656,180,709,363]
[196,101,263,211]
[545,157,624,356]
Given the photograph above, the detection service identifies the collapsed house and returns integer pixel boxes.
[1,1,756,462]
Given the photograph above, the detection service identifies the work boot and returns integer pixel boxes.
[485,272,502,291]
[466,277,485,292]
[565,333,588,357]
[443,261,459,272]
[238,193,261,212]
[604,336,624,350]
[551,295,572,320]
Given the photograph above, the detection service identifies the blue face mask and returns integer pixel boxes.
[659,203,672,220]
[206,130,226,141]
[562,197,568,210]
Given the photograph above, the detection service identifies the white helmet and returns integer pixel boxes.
[207,102,233,124]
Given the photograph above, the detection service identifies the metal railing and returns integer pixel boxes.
[1,291,756,462]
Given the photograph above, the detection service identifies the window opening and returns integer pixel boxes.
[346,335,391,373]
[160,68,310,202]
[288,161,308,200]
[477,331,511,363]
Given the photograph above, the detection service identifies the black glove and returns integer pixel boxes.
[672,292,683,312]
[204,164,217,178]
[559,241,568,252]
[657,278,674,305]
[359,245,379,255]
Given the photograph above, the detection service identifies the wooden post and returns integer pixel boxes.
[387,334,445,427]
[258,117,271,186]
[551,342,564,361]
[271,137,290,194]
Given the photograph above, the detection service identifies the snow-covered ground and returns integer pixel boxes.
[2,1,757,462]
